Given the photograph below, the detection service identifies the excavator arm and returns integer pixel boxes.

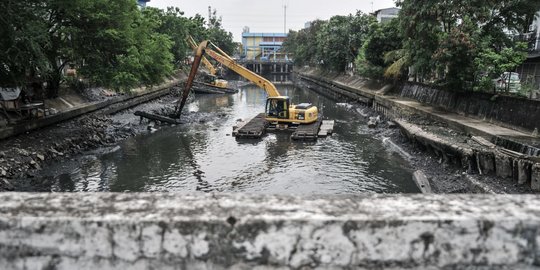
[187,36,217,76]
[204,44,281,98]
[174,40,208,117]
[175,40,281,118]
[189,37,280,97]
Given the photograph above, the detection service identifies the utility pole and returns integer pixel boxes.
[208,6,212,27]
[284,5,287,34]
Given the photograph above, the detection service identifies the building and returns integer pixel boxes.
[373,7,400,23]
[515,11,540,94]
[533,11,540,52]
[241,31,288,61]
[137,0,150,8]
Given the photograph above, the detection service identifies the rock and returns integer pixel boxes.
[17,149,29,156]
[368,117,378,128]
[36,154,45,161]
[356,108,369,117]
[0,179,14,191]
[50,147,63,156]
[1,169,6,177]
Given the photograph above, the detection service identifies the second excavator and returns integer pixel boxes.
[174,39,333,140]
[187,36,235,94]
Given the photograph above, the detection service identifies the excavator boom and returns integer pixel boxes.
[174,40,208,117]
[204,46,281,98]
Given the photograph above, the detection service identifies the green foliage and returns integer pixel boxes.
[474,42,528,79]
[284,12,375,72]
[317,12,376,72]
[356,18,402,79]
[0,0,51,87]
[0,1,234,94]
[206,9,236,55]
[283,20,326,66]
[154,7,191,67]
[396,0,540,90]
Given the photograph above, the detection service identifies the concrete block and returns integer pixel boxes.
[517,160,532,185]
[532,163,540,191]
[495,154,513,179]
[477,151,495,175]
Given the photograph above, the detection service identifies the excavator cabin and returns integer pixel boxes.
[265,97,318,125]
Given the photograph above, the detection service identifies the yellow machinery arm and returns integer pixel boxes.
[204,44,281,98]
[175,40,282,118]
[187,36,280,97]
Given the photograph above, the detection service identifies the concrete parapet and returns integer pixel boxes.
[1,193,540,269]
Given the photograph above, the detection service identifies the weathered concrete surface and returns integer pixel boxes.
[1,193,540,269]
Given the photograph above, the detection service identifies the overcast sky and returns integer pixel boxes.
[148,0,397,41]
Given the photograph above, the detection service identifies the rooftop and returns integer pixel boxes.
[242,32,288,38]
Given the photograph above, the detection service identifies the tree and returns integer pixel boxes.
[356,18,402,79]
[396,0,540,90]
[0,0,50,87]
[207,9,235,55]
[283,20,326,66]
[155,7,191,67]
[317,15,359,71]
[106,7,174,91]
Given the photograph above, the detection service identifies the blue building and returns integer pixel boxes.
[137,0,150,8]
[241,31,288,61]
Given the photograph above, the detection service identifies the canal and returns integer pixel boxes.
[32,84,419,194]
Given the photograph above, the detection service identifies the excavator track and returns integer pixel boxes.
[233,113,269,139]
[291,117,322,141]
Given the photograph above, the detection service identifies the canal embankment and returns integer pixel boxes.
[295,67,540,193]
[0,73,187,191]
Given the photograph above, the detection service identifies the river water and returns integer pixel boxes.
[37,84,419,194]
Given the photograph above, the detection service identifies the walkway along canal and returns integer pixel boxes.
[18,84,419,193]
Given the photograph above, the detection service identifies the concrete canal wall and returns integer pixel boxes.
[0,77,183,140]
[400,83,540,133]
[295,68,540,192]
[2,193,540,269]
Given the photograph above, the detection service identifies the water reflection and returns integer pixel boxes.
[36,85,419,194]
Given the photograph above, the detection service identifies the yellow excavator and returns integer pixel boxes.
[187,36,229,91]
[177,39,319,125]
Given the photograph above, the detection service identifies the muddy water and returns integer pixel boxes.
[38,85,419,194]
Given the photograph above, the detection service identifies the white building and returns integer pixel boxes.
[137,0,149,8]
[534,11,540,51]
[373,8,400,23]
